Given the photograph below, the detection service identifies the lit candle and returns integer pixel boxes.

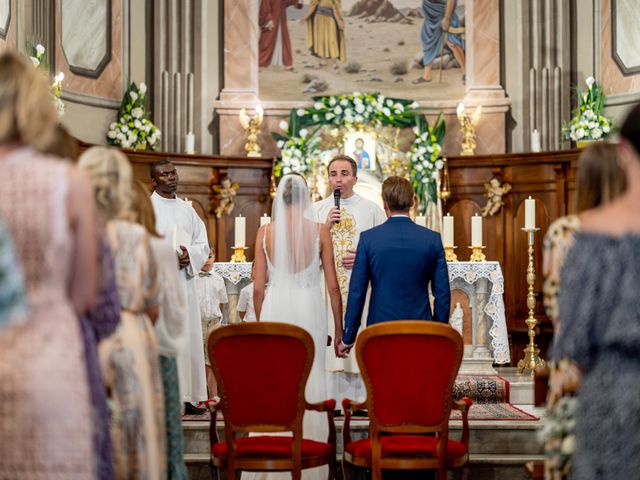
[531,129,541,152]
[525,197,536,229]
[184,197,193,208]
[415,215,426,228]
[235,215,246,248]
[443,213,454,246]
[456,102,465,120]
[185,132,195,154]
[471,214,482,246]
[260,214,271,227]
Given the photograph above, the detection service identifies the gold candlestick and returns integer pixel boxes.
[468,245,486,262]
[517,227,545,376]
[230,246,248,263]
[456,103,482,156]
[444,245,458,262]
[239,105,264,157]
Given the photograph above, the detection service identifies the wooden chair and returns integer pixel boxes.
[342,321,472,480]
[207,322,336,480]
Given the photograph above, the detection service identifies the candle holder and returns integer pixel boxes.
[230,246,248,263]
[444,245,458,262]
[517,227,545,376]
[468,246,486,262]
[239,106,263,157]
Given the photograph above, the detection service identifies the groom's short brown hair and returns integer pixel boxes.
[382,176,414,212]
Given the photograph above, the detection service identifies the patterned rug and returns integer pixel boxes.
[453,375,510,404]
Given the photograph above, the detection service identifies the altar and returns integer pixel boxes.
[214,260,510,371]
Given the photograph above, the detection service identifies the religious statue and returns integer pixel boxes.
[213,178,239,218]
[482,177,512,217]
[450,301,464,336]
[239,106,263,157]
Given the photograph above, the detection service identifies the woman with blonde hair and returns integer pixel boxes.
[132,180,189,479]
[79,146,166,479]
[0,51,98,478]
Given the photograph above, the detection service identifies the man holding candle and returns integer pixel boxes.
[310,155,386,402]
[340,176,451,355]
[150,160,211,414]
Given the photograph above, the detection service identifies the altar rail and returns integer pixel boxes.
[446,149,580,361]
[79,142,274,263]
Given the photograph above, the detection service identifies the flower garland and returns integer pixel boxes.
[107,82,161,150]
[272,92,445,210]
[562,77,612,142]
[28,43,65,118]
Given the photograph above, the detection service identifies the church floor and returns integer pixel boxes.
[184,368,545,479]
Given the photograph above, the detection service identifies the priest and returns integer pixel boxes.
[150,160,210,414]
[310,155,386,403]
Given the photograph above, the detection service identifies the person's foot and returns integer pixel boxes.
[412,76,432,84]
[184,402,207,415]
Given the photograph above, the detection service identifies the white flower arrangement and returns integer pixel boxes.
[274,125,320,177]
[408,114,446,211]
[28,43,66,118]
[563,77,612,142]
[107,82,161,151]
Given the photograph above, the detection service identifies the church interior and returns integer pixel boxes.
[1,0,640,479]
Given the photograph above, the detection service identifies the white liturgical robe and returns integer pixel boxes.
[151,191,210,403]
[311,193,386,400]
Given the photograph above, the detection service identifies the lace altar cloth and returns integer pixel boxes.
[448,261,509,364]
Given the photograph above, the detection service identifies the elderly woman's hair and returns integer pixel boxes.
[132,180,161,237]
[0,51,58,151]
[575,142,626,213]
[78,146,135,221]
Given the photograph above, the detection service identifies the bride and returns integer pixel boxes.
[249,174,343,480]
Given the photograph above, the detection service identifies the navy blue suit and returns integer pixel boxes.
[343,216,451,345]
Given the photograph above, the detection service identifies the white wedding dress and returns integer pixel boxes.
[243,175,329,480]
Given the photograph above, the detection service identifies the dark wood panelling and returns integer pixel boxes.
[445,149,580,363]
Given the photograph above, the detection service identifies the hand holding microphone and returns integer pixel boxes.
[325,189,341,227]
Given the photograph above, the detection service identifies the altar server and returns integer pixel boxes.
[150,160,210,413]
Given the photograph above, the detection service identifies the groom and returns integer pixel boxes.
[339,176,450,353]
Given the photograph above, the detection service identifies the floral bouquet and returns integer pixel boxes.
[408,113,446,210]
[562,77,612,143]
[28,43,65,118]
[272,121,321,177]
[107,82,161,150]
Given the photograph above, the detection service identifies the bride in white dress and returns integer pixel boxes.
[249,174,343,480]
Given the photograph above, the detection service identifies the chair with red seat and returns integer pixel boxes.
[207,322,337,480]
[342,321,472,480]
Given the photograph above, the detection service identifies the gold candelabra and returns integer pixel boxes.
[230,246,248,263]
[239,105,264,157]
[517,227,545,376]
[444,245,458,262]
[439,157,451,204]
[468,245,486,262]
[456,103,482,156]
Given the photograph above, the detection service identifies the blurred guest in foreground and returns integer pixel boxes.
[552,104,640,479]
[0,51,98,478]
[79,146,166,479]
[541,142,626,479]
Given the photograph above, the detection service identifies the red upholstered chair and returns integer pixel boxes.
[342,321,472,480]
[207,322,336,480]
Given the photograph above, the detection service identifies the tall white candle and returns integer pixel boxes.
[471,214,482,246]
[185,132,195,154]
[443,213,454,246]
[415,215,426,228]
[260,214,271,227]
[525,197,536,229]
[531,129,541,152]
[235,216,246,248]
[171,224,178,252]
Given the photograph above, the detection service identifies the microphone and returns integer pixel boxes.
[333,189,341,224]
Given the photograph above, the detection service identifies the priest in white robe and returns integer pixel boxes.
[150,160,210,410]
[310,155,386,403]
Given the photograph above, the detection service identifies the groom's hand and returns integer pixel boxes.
[341,248,357,270]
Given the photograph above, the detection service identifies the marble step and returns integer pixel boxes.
[183,414,544,457]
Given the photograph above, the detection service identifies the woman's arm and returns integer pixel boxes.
[300,2,317,21]
[67,166,98,315]
[319,224,343,353]
[253,225,268,321]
